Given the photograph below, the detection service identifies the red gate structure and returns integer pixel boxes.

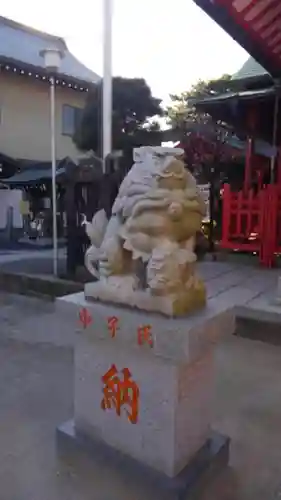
[220,182,281,267]
[191,0,281,267]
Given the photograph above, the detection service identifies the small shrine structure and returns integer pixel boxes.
[193,0,281,267]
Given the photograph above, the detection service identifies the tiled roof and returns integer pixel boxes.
[232,57,269,81]
[195,87,275,106]
[2,165,66,185]
[1,158,71,185]
[0,16,100,84]
[228,137,276,159]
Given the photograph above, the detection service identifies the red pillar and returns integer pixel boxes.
[244,137,253,192]
[244,105,257,192]
[277,147,281,186]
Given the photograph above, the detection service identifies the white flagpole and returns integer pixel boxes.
[102,0,113,173]
[50,77,58,276]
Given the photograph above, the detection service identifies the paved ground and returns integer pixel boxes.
[0,247,66,266]
[0,236,65,250]
[0,249,278,315]
[1,286,281,499]
[0,248,67,277]
[0,255,67,275]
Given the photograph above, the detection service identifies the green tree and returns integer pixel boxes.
[165,74,240,194]
[73,77,163,154]
[166,74,233,133]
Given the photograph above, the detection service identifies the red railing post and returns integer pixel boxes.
[259,184,278,267]
[221,183,230,248]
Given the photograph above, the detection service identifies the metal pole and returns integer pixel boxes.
[102,0,113,173]
[270,89,279,184]
[50,77,58,276]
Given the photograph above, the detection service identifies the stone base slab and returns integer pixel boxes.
[57,420,230,500]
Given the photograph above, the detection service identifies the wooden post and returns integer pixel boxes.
[244,104,258,193]
[221,184,231,248]
[277,148,281,185]
[208,164,215,254]
[65,180,77,277]
[270,90,279,184]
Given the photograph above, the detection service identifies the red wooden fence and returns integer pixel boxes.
[221,183,281,267]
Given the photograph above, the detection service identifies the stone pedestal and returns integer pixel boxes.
[56,292,234,493]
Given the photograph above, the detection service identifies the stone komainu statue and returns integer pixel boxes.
[83,146,207,316]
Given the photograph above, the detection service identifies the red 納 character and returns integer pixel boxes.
[101,364,139,424]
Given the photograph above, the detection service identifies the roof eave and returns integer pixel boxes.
[0,55,97,89]
[0,15,67,49]
[0,152,19,167]
[231,73,273,90]
[195,87,276,109]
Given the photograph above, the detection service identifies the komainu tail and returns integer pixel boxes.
[82,209,108,278]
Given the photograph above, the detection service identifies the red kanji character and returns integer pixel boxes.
[101,364,139,424]
[137,325,153,347]
[107,316,119,338]
[79,308,92,329]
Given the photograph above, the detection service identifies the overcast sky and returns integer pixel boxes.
[1,0,249,102]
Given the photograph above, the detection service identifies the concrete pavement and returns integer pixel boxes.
[0,247,66,265]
